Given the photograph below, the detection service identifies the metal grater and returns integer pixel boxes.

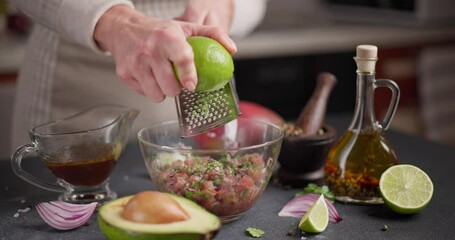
[175,78,240,137]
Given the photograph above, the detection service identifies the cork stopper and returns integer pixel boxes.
[355,45,378,73]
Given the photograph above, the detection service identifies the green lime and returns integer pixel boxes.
[185,36,234,92]
[379,164,434,214]
[298,194,329,233]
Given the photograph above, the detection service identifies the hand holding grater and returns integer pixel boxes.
[175,78,240,137]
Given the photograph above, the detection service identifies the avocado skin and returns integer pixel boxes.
[98,215,218,240]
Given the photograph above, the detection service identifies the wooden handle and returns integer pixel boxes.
[296,72,337,136]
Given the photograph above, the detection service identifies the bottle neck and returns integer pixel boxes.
[349,72,379,131]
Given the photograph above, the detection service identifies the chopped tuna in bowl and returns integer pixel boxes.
[138,119,284,223]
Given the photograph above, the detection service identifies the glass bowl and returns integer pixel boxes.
[137,118,284,223]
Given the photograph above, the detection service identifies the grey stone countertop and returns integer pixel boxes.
[1,114,455,239]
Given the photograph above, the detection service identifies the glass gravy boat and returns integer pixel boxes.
[11,105,139,203]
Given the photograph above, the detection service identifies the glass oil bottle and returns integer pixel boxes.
[324,45,400,204]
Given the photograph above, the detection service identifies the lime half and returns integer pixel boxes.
[298,194,329,233]
[379,164,434,214]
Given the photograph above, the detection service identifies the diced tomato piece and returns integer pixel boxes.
[188,175,201,182]
[184,159,194,167]
[249,154,265,168]
[201,181,217,197]
[221,175,236,187]
[239,175,255,188]
[174,174,188,191]
[247,168,263,183]
[171,160,184,168]
[207,169,221,180]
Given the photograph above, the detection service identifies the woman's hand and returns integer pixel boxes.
[177,0,234,32]
[94,5,237,102]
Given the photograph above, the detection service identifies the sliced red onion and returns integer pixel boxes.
[36,201,98,230]
[278,194,342,223]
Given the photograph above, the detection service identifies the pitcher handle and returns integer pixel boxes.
[374,79,400,130]
[11,143,65,193]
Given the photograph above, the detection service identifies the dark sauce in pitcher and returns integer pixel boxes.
[44,144,118,186]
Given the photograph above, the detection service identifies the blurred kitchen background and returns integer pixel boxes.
[1,0,455,158]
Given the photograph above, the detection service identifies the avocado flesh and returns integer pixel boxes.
[98,194,221,240]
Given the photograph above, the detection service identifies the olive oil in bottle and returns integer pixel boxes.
[324,45,400,204]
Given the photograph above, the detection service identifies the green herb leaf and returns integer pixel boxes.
[213,178,221,186]
[184,191,193,199]
[241,189,249,199]
[295,183,335,202]
[246,227,264,238]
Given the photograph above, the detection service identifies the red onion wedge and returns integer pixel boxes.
[278,194,342,223]
[36,201,98,230]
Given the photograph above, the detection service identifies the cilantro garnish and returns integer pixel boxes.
[241,189,248,199]
[295,183,335,202]
[184,191,193,199]
[246,227,264,238]
[213,178,221,186]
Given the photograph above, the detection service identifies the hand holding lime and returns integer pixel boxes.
[174,36,234,92]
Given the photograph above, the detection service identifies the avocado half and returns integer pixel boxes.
[98,194,221,240]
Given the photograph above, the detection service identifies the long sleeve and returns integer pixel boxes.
[230,0,268,38]
[11,0,266,52]
[10,0,134,53]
